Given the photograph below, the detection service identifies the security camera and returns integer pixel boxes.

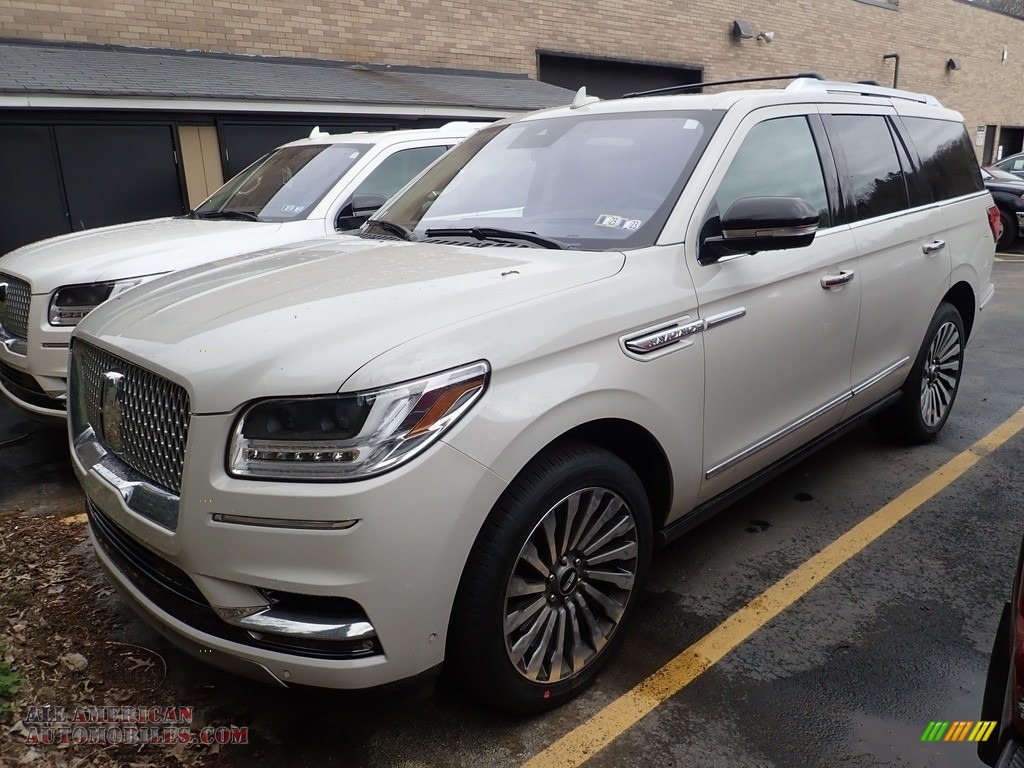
[757,31,775,43]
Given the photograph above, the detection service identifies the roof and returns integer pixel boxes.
[283,121,488,147]
[0,39,574,113]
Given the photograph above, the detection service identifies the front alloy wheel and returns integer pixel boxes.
[504,487,639,684]
[449,443,651,713]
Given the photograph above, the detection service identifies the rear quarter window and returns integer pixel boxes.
[901,117,984,202]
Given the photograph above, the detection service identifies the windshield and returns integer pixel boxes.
[195,143,368,222]
[983,166,1023,182]
[372,111,721,250]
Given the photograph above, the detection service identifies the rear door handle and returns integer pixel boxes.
[922,239,946,255]
[820,269,855,289]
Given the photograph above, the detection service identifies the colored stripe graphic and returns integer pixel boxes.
[945,721,970,741]
[920,720,996,742]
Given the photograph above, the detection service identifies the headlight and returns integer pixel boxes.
[48,280,141,326]
[227,361,489,481]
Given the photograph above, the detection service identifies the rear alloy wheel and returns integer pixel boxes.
[449,443,651,713]
[880,302,964,443]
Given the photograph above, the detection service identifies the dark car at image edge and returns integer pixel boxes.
[983,166,1024,250]
[979,533,1024,766]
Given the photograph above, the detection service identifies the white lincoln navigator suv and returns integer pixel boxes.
[68,76,997,713]
[0,122,482,421]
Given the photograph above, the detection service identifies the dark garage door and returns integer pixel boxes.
[538,52,702,99]
[0,125,71,255]
[0,121,185,254]
[56,124,185,232]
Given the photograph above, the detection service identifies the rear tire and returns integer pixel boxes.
[448,442,652,714]
[877,302,964,443]
[998,210,1018,251]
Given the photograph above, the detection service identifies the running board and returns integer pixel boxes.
[656,391,902,548]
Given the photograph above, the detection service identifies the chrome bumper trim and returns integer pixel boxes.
[0,323,27,355]
[217,605,377,642]
[72,427,180,530]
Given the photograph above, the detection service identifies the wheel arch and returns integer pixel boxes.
[943,280,976,342]
[548,418,674,531]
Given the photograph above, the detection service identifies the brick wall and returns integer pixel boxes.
[2,0,1022,153]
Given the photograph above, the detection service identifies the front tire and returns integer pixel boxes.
[879,302,965,443]
[448,443,652,713]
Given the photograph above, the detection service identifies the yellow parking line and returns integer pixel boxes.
[523,404,1024,768]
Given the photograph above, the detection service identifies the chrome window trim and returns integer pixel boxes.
[706,356,911,479]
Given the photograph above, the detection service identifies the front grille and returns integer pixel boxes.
[75,341,190,494]
[0,274,30,340]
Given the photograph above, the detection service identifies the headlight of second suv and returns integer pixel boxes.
[48,279,145,326]
[227,361,489,481]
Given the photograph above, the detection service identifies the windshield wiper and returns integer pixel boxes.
[363,219,417,241]
[423,227,565,250]
[196,210,262,222]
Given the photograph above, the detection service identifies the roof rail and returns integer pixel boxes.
[784,78,942,107]
[622,72,825,99]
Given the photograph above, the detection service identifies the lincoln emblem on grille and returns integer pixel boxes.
[101,371,126,454]
[0,282,7,304]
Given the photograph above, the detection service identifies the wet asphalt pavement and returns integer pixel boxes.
[2,258,1023,767]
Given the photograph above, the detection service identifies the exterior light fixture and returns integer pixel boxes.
[947,57,962,71]
[732,20,754,39]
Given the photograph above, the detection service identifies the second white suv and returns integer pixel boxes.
[68,76,996,713]
[0,122,484,421]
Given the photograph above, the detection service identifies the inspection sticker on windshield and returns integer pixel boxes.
[596,214,642,230]
[280,204,306,213]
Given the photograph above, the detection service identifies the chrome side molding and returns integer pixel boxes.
[622,308,746,356]
[706,357,911,479]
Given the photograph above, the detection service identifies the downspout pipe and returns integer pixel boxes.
[883,53,900,88]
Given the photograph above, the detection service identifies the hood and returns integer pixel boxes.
[0,217,288,294]
[75,239,625,413]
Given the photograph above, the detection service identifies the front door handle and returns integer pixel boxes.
[820,269,855,289]
[922,239,946,255]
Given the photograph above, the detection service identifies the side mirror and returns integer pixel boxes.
[700,196,819,264]
[335,193,388,231]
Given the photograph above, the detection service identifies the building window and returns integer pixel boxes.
[853,0,899,9]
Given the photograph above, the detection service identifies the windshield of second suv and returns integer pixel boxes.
[371,110,721,251]
[195,143,368,222]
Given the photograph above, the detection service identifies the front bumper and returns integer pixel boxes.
[70,410,507,690]
[0,292,72,422]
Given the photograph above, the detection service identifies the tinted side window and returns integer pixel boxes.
[713,116,830,229]
[902,117,984,201]
[352,145,449,199]
[829,115,909,222]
